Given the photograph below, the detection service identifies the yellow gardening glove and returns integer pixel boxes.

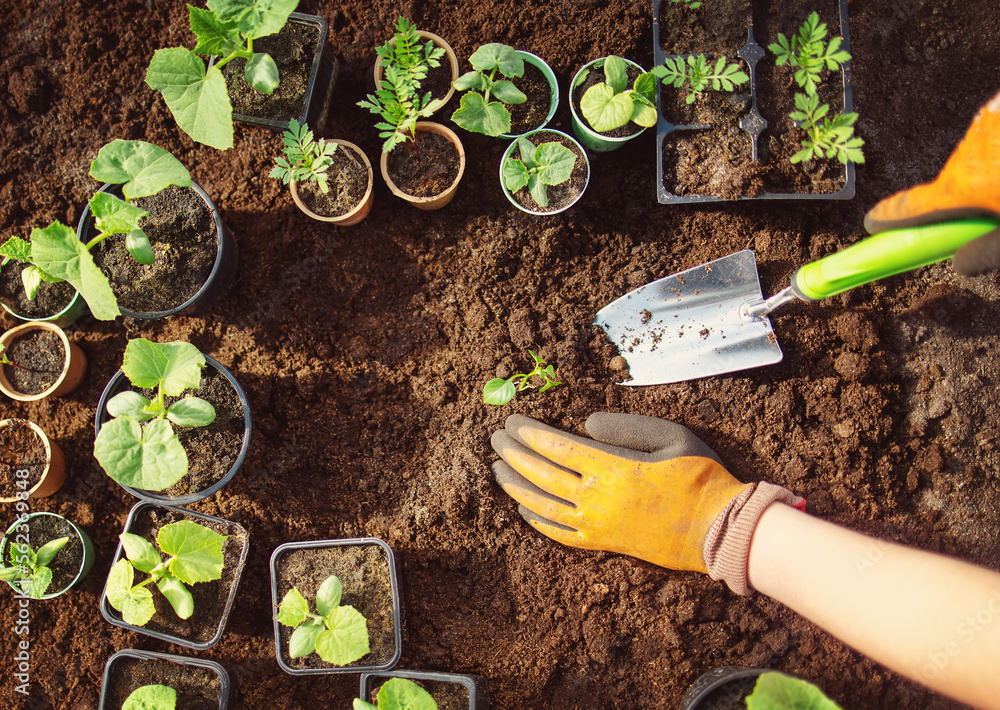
[491,412,754,573]
[864,88,1000,276]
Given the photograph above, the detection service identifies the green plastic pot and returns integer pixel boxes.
[569,56,650,152]
[1,512,95,599]
[1,292,86,328]
[500,129,591,216]
[500,50,559,139]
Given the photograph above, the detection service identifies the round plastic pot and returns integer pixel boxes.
[500,129,591,216]
[1,290,87,328]
[290,140,374,225]
[1,511,95,598]
[0,321,87,402]
[0,419,66,503]
[380,122,466,211]
[99,502,250,650]
[75,181,239,319]
[360,669,489,710]
[270,537,403,675]
[569,57,650,152]
[374,30,458,116]
[679,667,766,709]
[499,50,559,139]
[93,354,252,505]
[98,649,233,710]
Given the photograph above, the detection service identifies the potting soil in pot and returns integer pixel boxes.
[387,133,461,198]
[0,263,75,318]
[508,135,589,212]
[658,0,750,56]
[0,420,45,495]
[506,61,552,135]
[104,655,222,710]
[371,679,470,710]
[4,515,84,595]
[297,149,369,218]
[2,328,63,394]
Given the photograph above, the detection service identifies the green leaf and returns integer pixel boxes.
[157,572,195,619]
[289,617,323,658]
[119,532,162,573]
[0,567,22,582]
[90,193,148,238]
[145,48,234,150]
[126,229,155,265]
[746,671,843,709]
[631,101,658,128]
[534,142,577,186]
[353,701,378,710]
[107,391,155,421]
[158,520,227,584]
[106,559,156,626]
[189,6,244,57]
[633,72,657,104]
[451,92,511,137]
[207,0,298,39]
[245,52,280,94]
[89,140,192,200]
[121,338,207,396]
[30,221,120,320]
[492,80,527,105]
[502,157,530,193]
[527,173,548,208]
[580,83,634,132]
[21,266,44,300]
[470,43,524,77]
[94,416,189,491]
[484,377,516,405]
[453,70,486,92]
[314,605,370,665]
[34,537,69,567]
[21,567,52,598]
[377,678,438,710]
[0,236,32,263]
[123,684,177,710]
[277,587,310,627]
[315,575,343,616]
[603,55,629,94]
[166,397,217,427]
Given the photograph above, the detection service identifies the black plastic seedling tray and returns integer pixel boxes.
[653,0,856,203]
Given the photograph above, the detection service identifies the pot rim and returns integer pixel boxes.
[0,321,74,401]
[1,511,93,598]
[379,121,466,207]
[359,669,488,709]
[290,140,374,224]
[499,50,560,139]
[499,129,591,216]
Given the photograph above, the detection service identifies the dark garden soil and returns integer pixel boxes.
[506,132,589,213]
[103,653,224,710]
[3,514,84,595]
[386,131,461,198]
[0,420,45,496]
[296,146,370,218]
[2,328,63,395]
[506,60,552,136]
[273,542,397,670]
[1,0,1000,709]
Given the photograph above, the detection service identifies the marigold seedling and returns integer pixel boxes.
[578,56,657,132]
[789,92,864,165]
[123,684,177,710]
[502,137,577,209]
[357,17,446,153]
[451,43,527,137]
[94,339,216,491]
[278,574,371,665]
[0,535,70,599]
[354,678,438,710]
[768,11,851,97]
[270,119,340,194]
[652,54,748,104]
[483,349,561,406]
[106,519,227,627]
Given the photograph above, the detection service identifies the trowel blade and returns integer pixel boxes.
[594,250,784,385]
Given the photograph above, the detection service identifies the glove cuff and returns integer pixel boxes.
[702,482,805,596]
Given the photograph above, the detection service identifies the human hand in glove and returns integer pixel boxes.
[490,412,803,594]
[864,88,1000,276]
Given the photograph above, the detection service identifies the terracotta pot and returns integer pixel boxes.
[0,321,87,402]
[380,122,466,211]
[373,30,459,116]
[290,140,374,225]
[0,419,65,503]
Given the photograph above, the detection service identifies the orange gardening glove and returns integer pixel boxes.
[864,88,1000,276]
[491,413,803,594]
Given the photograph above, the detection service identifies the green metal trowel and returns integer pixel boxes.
[594,219,999,386]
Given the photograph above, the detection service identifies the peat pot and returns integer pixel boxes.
[0,419,66,503]
[290,140,374,225]
[380,122,466,210]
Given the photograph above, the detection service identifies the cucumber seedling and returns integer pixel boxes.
[502,137,578,210]
[123,684,176,710]
[577,55,657,133]
[483,349,561,406]
[354,678,438,710]
[451,43,527,137]
[278,574,371,665]
[0,534,70,599]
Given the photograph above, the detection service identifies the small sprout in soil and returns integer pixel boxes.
[123,684,176,710]
[146,0,299,150]
[502,136,577,209]
[670,0,703,8]
[278,574,371,665]
[270,119,340,194]
[106,519,227,627]
[768,11,851,98]
[0,343,33,374]
[789,92,865,165]
[483,349,561,406]
[94,339,216,491]
[451,43,527,137]
[0,534,70,599]
[652,54,749,104]
[578,56,657,132]
[354,677,438,710]
[745,671,843,709]
[357,17,446,153]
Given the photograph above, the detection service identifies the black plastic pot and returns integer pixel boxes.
[360,669,489,710]
[98,649,233,709]
[653,0,856,203]
[210,12,338,133]
[94,354,252,506]
[270,537,403,675]
[75,181,238,319]
[99,502,250,650]
[679,667,766,709]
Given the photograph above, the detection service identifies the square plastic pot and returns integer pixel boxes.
[98,649,232,709]
[360,669,489,710]
[270,537,402,675]
[99,502,250,650]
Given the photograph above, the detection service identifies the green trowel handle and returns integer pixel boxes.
[793,218,1000,301]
